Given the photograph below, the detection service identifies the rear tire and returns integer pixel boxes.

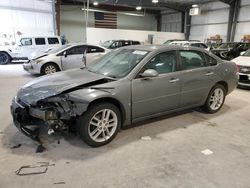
[203,84,226,113]
[0,52,11,65]
[76,102,121,147]
[41,63,59,75]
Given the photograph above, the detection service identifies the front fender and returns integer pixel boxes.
[67,83,131,125]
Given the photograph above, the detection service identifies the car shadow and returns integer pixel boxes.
[1,103,233,161]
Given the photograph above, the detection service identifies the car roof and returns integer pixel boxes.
[121,44,206,52]
[66,43,108,49]
[20,36,60,38]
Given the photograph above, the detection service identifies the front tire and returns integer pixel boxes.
[76,103,121,147]
[0,52,11,65]
[203,84,226,113]
[41,63,59,75]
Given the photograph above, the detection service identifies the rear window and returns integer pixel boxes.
[48,37,59,44]
[35,38,46,45]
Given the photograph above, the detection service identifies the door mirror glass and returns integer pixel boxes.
[140,69,159,78]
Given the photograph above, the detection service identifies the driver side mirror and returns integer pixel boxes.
[63,51,67,57]
[140,69,159,78]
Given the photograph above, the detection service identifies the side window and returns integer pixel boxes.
[132,41,140,45]
[180,51,207,70]
[142,51,177,74]
[48,37,59,44]
[87,46,105,53]
[123,41,131,46]
[35,38,46,45]
[110,42,119,49]
[20,38,32,46]
[204,54,218,66]
[67,46,86,55]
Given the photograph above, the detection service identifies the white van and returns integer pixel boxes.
[0,36,62,64]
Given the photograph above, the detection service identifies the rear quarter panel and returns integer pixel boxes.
[215,61,238,94]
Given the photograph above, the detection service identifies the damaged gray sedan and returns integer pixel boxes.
[11,45,238,147]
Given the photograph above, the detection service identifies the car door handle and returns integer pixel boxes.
[169,78,180,83]
[205,72,214,76]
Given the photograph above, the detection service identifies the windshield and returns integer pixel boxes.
[101,40,113,48]
[46,44,71,54]
[218,43,236,49]
[242,49,250,57]
[87,49,149,78]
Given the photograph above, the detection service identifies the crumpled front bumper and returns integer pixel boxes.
[10,96,42,143]
[23,61,40,74]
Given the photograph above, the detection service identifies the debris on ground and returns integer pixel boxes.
[201,149,214,156]
[15,162,55,176]
[54,182,66,185]
[10,144,22,149]
[36,144,46,153]
[141,136,152,141]
[57,140,60,144]
[0,131,3,134]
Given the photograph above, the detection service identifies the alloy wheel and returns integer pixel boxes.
[209,88,224,111]
[44,65,57,74]
[88,109,118,142]
[0,53,8,65]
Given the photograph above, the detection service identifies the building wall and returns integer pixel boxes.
[234,0,250,41]
[161,13,182,33]
[87,27,184,45]
[60,5,157,43]
[189,0,250,42]
[189,1,229,42]
[0,0,54,45]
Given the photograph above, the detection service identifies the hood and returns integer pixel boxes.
[30,53,49,60]
[232,56,250,66]
[17,69,113,105]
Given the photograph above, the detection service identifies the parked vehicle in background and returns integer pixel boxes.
[11,45,238,147]
[169,41,210,51]
[0,36,62,65]
[0,46,15,65]
[168,41,210,51]
[100,40,140,49]
[211,42,250,60]
[231,49,250,88]
[163,39,200,45]
[23,43,108,75]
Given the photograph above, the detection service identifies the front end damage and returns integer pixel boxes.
[10,69,116,151]
[11,93,89,151]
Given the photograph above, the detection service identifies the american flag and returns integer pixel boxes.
[94,12,117,29]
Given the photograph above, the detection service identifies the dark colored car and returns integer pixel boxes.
[211,42,250,60]
[101,40,141,49]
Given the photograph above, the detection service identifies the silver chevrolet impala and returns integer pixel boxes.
[11,45,238,147]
